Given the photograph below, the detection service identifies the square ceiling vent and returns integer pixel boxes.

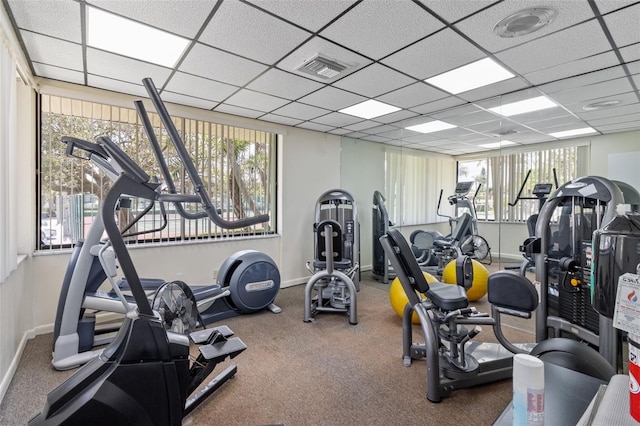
[296,55,347,79]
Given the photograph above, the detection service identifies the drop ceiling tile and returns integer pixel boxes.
[332,64,416,98]
[564,91,639,114]
[246,69,324,100]
[524,51,620,86]
[526,116,585,131]
[344,132,367,138]
[32,62,85,85]
[199,1,310,65]
[595,0,637,14]
[454,1,595,54]
[179,43,268,87]
[433,109,497,127]
[603,3,640,48]
[382,28,485,80]
[245,0,358,32]
[160,92,218,110]
[627,59,640,74]
[409,96,467,115]
[328,128,354,136]
[214,104,264,119]
[360,135,391,144]
[587,112,640,126]
[310,112,363,127]
[20,31,83,71]
[504,107,569,125]
[456,77,531,102]
[321,0,443,60]
[549,77,634,105]
[619,44,640,62]
[270,102,331,121]
[224,89,290,112]
[372,109,419,125]
[361,124,400,135]
[8,0,81,43]
[296,121,336,132]
[277,36,371,82]
[537,64,626,94]
[594,122,640,132]
[495,21,613,75]
[164,72,239,102]
[577,103,640,120]
[87,0,215,38]
[418,0,497,24]
[260,114,304,127]
[87,75,148,98]
[377,82,448,109]
[343,120,382,132]
[298,86,366,111]
[378,129,407,140]
[86,48,172,88]
[475,87,552,109]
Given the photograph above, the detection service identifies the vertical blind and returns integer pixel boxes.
[0,36,17,281]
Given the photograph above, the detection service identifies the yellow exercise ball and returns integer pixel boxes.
[441,259,489,301]
[389,271,438,324]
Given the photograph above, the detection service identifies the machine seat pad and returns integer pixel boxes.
[488,271,538,313]
[426,281,469,311]
[313,259,352,270]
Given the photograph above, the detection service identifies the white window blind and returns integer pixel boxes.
[0,37,17,281]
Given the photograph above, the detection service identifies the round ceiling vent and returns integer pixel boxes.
[494,8,557,38]
[583,100,622,111]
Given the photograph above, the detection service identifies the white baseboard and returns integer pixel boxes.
[0,329,35,404]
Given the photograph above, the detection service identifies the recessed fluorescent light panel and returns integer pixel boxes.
[425,58,514,94]
[549,127,597,138]
[488,96,556,116]
[87,7,189,68]
[405,120,456,134]
[339,100,400,119]
[479,140,517,148]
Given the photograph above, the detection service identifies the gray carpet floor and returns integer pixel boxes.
[0,271,535,425]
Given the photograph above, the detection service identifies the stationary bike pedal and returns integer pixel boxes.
[190,325,234,344]
[199,337,247,362]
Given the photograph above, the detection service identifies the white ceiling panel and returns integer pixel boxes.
[454,1,596,54]
[20,31,83,71]
[3,0,638,155]
[163,72,238,102]
[199,1,310,65]
[245,0,358,32]
[602,3,640,48]
[418,0,497,24]
[381,28,486,80]
[87,0,215,39]
[32,63,84,85]
[86,48,173,88]
[179,43,268,87]
[495,20,613,75]
[246,69,324,101]
[524,51,620,86]
[320,0,443,60]
[332,64,415,98]
[8,0,81,43]
[297,86,366,111]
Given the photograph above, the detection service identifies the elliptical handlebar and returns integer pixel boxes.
[140,78,270,230]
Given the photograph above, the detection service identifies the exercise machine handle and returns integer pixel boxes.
[140,78,270,230]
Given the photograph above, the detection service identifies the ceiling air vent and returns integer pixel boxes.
[297,55,347,79]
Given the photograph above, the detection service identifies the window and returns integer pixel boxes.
[38,94,277,250]
[385,150,455,226]
[458,146,589,222]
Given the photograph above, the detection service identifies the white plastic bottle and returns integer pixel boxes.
[512,353,545,426]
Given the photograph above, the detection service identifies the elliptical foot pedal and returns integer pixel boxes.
[190,325,234,344]
[184,365,238,417]
[199,337,247,363]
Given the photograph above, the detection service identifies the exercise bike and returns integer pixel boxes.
[379,228,614,402]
